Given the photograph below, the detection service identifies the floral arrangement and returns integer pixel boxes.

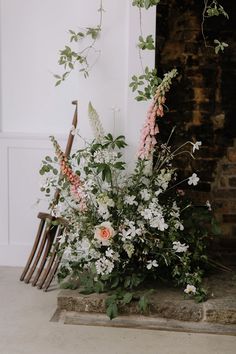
[39,69,218,319]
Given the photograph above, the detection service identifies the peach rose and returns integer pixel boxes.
[94,222,115,246]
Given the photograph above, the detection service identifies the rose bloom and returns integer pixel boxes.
[94,222,115,246]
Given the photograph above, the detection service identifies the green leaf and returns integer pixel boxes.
[144,0,150,9]
[94,281,104,293]
[111,277,120,289]
[45,156,52,162]
[105,166,112,183]
[106,303,118,320]
[138,295,149,313]
[113,162,126,170]
[105,294,117,306]
[123,292,133,304]
[124,276,131,288]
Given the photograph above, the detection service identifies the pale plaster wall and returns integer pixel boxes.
[0,0,156,265]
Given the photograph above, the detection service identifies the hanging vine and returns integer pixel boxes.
[54,0,104,86]
[201,0,229,53]
[54,0,229,91]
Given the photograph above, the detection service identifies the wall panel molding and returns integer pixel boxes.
[0,133,66,266]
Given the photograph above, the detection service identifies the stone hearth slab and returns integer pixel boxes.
[55,269,236,334]
[52,310,236,336]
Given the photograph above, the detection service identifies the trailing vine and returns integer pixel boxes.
[54,0,229,89]
[54,0,104,85]
[201,0,229,53]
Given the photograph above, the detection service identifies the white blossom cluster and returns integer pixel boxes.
[42,120,205,300]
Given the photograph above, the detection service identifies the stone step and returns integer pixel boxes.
[55,269,236,334]
[52,310,236,336]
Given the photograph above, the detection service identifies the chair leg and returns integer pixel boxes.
[43,254,62,292]
[31,225,57,287]
[24,222,50,284]
[37,227,62,289]
[20,219,45,281]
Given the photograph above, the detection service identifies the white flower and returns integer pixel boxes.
[184,284,197,295]
[154,189,162,197]
[140,176,150,186]
[101,181,112,192]
[105,248,119,261]
[77,238,90,258]
[150,216,168,231]
[97,204,110,220]
[155,169,173,191]
[121,221,142,241]
[94,222,115,246]
[88,102,105,141]
[192,141,202,153]
[206,200,212,211]
[140,208,153,220]
[146,260,159,270]
[89,248,101,260]
[70,125,79,136]
[173,241,189,253]
[105,248,114,258]
[174,220,184,231]
[97,194,115,208]
[140,189,151,201]
[188,173,200,186]
[124,195,138,206]
[95,257,114,275]
[94,150,118,164]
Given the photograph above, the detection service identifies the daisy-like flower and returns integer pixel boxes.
[124,195,138,206]
[184,284,197,295]
[192,141,202,153]
[150,216,168,231]
[188,173,200,186]
[173,241,189,253]
[95,257,114,275]
[140,208,153,220]
[174,221,184,231]
[146,260,159,270]
[140,189,151,201]
[105,248,115,258]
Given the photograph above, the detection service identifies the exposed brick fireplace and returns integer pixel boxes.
[155,0,236,251]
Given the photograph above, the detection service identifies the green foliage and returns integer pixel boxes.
[54,2,103,85]
[132,0,160,9]
[206,0,229,19]
[202,1,229,53]
[138,295,149,313]
[129,67,162,101]
[103,134,127,149]
[194,287,208,303]
[138,35,155,50]
[214,39,229,54]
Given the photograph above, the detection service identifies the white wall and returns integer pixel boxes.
[0,0,156,266]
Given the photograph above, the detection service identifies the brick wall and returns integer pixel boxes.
[156,0,236,243]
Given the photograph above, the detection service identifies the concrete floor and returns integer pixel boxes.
[0,267,236,354]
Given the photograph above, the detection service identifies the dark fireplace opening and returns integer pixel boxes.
[155,0,236,258]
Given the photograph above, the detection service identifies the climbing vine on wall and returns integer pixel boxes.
[54,0,229,96]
